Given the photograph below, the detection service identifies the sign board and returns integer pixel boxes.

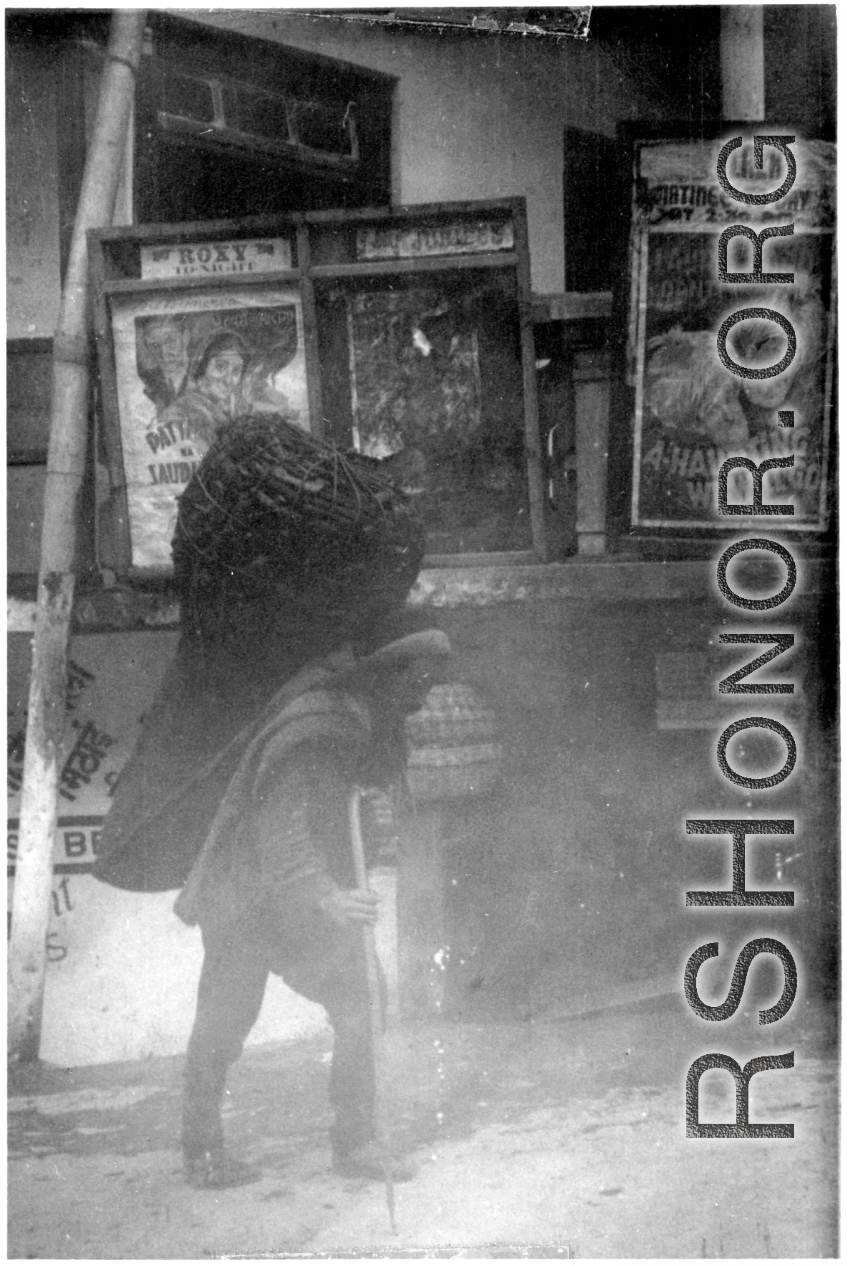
[356,218,514,261]
[140,236,293,280]
[7,631,175,875]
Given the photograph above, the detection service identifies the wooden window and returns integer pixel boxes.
[135,14,394,224]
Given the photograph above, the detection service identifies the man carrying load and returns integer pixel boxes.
[94,413,449,1188]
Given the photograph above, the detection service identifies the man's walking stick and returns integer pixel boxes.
[348,787,397,1234]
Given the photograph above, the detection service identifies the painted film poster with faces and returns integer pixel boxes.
[109,284,308,570]
[629,138,835,531]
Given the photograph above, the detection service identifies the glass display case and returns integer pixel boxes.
[90,199,546,577]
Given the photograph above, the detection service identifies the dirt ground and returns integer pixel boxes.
[8,993,838,1260]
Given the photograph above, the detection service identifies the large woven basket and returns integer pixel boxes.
[172,413,425,638]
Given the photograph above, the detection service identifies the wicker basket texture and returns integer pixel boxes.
[172,413,425,635]
[405,682,502,801]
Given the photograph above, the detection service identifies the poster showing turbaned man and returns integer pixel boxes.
[629,137,835,531]
[109,284,309,570]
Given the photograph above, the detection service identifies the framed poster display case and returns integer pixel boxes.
[90,199,545,579]
[613,124,835,545]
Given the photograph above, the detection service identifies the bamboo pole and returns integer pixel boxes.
[348,788,397,1234]
[8,10,147,1063]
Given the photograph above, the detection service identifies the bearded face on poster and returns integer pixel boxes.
[136,315,192,413]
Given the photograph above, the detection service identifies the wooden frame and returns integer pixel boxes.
[90,198,546,578]
[135,13,394,224]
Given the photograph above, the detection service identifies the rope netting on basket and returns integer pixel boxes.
[172,413,426,648]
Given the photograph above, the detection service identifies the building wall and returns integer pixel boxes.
[6,36,133,341]
[6,41,62,339]
[181,9,660,296]
[429,585,836,1021]
[8,555,835,1066]
[4,11,658,331]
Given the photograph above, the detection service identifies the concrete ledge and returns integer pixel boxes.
[412,556,831,607]
[7,557,832,634]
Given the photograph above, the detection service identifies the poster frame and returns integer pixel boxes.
[89,199,546,579]
[608,120,836,549]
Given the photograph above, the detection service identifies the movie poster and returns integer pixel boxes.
[109,284,308,569]
[630,138,835,530]
[347,287,483,459]
[345,284,534,553]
